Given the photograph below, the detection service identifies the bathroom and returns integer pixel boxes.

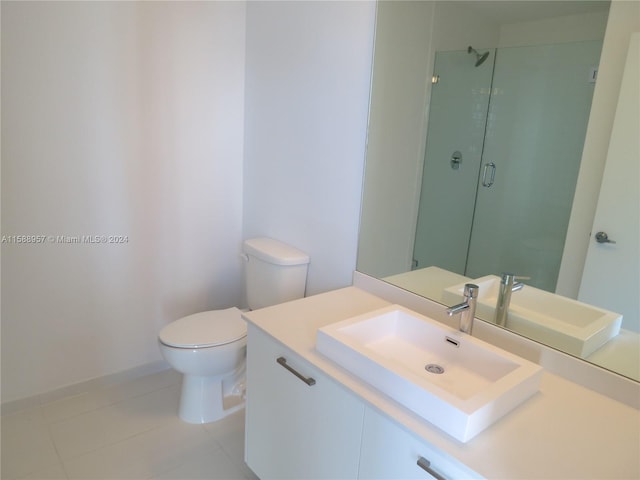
[2,0,638,478]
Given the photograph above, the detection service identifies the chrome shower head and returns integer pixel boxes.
[468,46,489,67]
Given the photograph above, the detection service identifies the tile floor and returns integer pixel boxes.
[1,369,258,480]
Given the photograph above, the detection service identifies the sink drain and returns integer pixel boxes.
[425,364,445,374]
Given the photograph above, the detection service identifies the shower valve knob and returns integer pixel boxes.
[450,151,462,170]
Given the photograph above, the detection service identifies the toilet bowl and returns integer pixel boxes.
[158,308,247,424]
[158,237,310,424]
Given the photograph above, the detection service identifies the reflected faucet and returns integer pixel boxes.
[495,273,529,326]
[446,283,479,335]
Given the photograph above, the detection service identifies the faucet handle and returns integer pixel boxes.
[500,272,530,284]
[463,283,479,298]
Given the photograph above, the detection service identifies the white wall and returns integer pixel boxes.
[357,1,437,278]
[557,0,640,297]
[242,1,376,295]
[578,33,640,333]
[1,0,376,403]
[498,10,609,47]
[1,2,246,403]
[431,1,500,51]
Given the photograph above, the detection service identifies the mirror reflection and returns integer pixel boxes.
[414,41,601,292]
[357,0,639,381]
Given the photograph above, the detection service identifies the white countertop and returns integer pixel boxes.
[383,266,469,304]
[243,286,640,479]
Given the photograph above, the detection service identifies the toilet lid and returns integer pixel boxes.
[159,307,247,348]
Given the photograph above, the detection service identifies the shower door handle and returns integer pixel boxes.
[482,162,496,187]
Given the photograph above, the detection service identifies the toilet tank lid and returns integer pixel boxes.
[243,237,310,266]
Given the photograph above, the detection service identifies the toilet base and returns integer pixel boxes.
[178,371,245,424]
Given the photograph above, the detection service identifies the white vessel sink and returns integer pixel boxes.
[316,305,542,443]
[443,276,622,358]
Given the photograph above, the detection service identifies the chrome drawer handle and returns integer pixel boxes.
[417,456,447,480]
[276,357,316,386]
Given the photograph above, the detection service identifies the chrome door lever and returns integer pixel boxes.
[595,231,616,244]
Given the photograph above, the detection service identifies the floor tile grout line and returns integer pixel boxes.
[1,367,174,417]
[51,393,184,465]
[218,441,252,479]
[44,382,181,431]
[46,419,72,480]
[33,365,174,407]
[143,436,246,480]
[39,378,182,427]
[57,420,177,468]
[1,383,180,427]
[1,373,259,480]
[93,424,218,480]
[55,416,212,470]
[0,404,67,480]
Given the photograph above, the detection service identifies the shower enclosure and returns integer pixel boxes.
[413,40,603,292]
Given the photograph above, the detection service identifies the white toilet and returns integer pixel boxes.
[158,237,310,424]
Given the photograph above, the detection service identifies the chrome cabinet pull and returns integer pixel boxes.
[276,357,316,386]
[417,457,447,480]
[481,162,496,187]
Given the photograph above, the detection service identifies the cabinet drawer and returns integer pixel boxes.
[359,407,482,480]
[245,325,365,479]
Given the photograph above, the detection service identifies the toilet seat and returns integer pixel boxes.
[159,307,246,349]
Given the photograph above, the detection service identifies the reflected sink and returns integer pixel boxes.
[442,276,622,358]
[316,305,542,443]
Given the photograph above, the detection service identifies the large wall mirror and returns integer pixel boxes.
[357,0,639,381]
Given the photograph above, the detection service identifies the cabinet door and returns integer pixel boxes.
[359,407,481,480]
[245,325,365,479]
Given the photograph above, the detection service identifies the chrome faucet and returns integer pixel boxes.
[446,283,479,335]
[494,273,529,326]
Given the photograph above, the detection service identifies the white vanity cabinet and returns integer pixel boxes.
[244,325,365,479]
[243,287,640,480]
[359,407,481,480]
[245,324,481,480]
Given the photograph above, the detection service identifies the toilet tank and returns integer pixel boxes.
[243,237,310,310]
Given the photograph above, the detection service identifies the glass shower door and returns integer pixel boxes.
[412,49,495,274]
[465,41,603,291]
